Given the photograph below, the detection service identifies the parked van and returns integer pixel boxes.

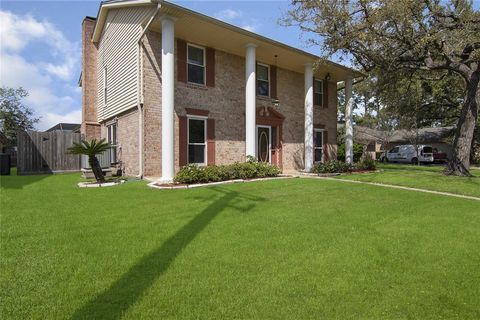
[383,145,434,164]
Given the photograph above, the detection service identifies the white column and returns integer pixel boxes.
[160,16,176,183]
[345,75,354,165]
[245,44,257,159]
[304,63,314,172]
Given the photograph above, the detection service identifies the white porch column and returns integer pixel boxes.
[345,75,354,165]
[160,16,176,183]
[304,63,314,172]
[245,44,257,159]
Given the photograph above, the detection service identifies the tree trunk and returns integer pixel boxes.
[446,72,479,177]
[88,155,105,183]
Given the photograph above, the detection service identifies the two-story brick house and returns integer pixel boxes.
[80,0,360,182]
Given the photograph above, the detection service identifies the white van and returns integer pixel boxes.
[384,145,434,164]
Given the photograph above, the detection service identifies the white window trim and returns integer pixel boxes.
[107,123,117,164]
[314,79,323,106]
[187,116,208,166]
[256,62,270,97]
[314,128,324,163]
[103,66,108,107]
[256,125,272,163]
[187,43,206,86]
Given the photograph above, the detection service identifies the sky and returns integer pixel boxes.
[1,0,479,130]
[0,0,314,131]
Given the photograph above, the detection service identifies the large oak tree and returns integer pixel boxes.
[285,0,480,176]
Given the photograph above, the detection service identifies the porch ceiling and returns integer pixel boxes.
[148,2,362,83]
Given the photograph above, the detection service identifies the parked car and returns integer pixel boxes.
[381,145,434,164]
[433,148,448,163]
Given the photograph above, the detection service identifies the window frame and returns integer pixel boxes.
[103,66,108,107]
[314,79,323,106]
[256,62,270,97]
[107,123,117,164]
[187,43,206,86]
[187,116,208,165]
[313,128,324,163]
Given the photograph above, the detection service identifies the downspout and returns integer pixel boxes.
[136,1,162,179]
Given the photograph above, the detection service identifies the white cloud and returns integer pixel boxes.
[241,24,257,32]
[214,9,243,21]
[41,110,82,131]
[0,10,79,81]
[0,10,81,131]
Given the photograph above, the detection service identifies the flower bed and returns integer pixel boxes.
[174,157,281,184]
[312,158,376,174]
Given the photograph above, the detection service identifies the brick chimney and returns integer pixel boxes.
[80,17,101,139]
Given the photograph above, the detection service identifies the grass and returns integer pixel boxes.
[335,163,480,198]
[1,172,480,319]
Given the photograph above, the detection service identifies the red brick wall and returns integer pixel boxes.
[80,18,101,139]
[138,31,338,176]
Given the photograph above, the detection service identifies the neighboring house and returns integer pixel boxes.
[338,124,454,160]
[45,123,81,133]
[387,127,454,159]
[80,0,361,181]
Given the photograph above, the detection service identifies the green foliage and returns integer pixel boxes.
[337,143,364,162]
[312,160,352,174]
[68,139,110,157]
[175,160,281,184]
[2,171,480,319]
[0,87,39,146]
[356,156,376,171]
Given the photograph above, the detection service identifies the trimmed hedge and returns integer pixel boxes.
[174,157,281,184]
[312,158,376,174]
[312,160,352,174]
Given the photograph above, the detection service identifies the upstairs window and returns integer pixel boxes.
[314,79,323,106]
[103,66,108,106]
[107,123,117,164]
[187,44,205,85]
[257,63,270,97]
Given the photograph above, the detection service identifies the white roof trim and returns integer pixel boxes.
[92,0,156,42]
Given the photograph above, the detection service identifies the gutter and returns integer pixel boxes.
[135,0,162,179]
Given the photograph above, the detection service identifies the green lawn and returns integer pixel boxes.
[335,163,480,198]
[1,172,480,319]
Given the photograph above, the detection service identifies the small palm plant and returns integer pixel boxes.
[69,139,110,183]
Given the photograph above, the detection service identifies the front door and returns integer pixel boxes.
[256,125,271,163]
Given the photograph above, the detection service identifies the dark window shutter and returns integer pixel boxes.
[207,118,215,165]
[179,116,187,166]
[270,65,277,99]
[323,80,329,108]
[206,47,215,87]
[177,39,187,83]
[323,130,329,161]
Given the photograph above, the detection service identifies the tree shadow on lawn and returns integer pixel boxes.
[0,168,52,189]
[70,186,265,320]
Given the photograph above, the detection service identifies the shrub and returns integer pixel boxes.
[174,160,281,184]
[312,160,352,174]
[174,164,208,184]
[355,156,376,171]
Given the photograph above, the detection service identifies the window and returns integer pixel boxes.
[257,63,269,97]
[188,117,207,164]
[187,44,205,85]
[103,67,108,106]
[314,129,324,162]
[107,123,117,164]
[314,79,323,106]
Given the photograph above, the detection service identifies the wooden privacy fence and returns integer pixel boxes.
[17,131,82,175]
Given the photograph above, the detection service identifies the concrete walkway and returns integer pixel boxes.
[301,175,480,202]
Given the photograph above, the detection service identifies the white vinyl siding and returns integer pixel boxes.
[96,6,155,121]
